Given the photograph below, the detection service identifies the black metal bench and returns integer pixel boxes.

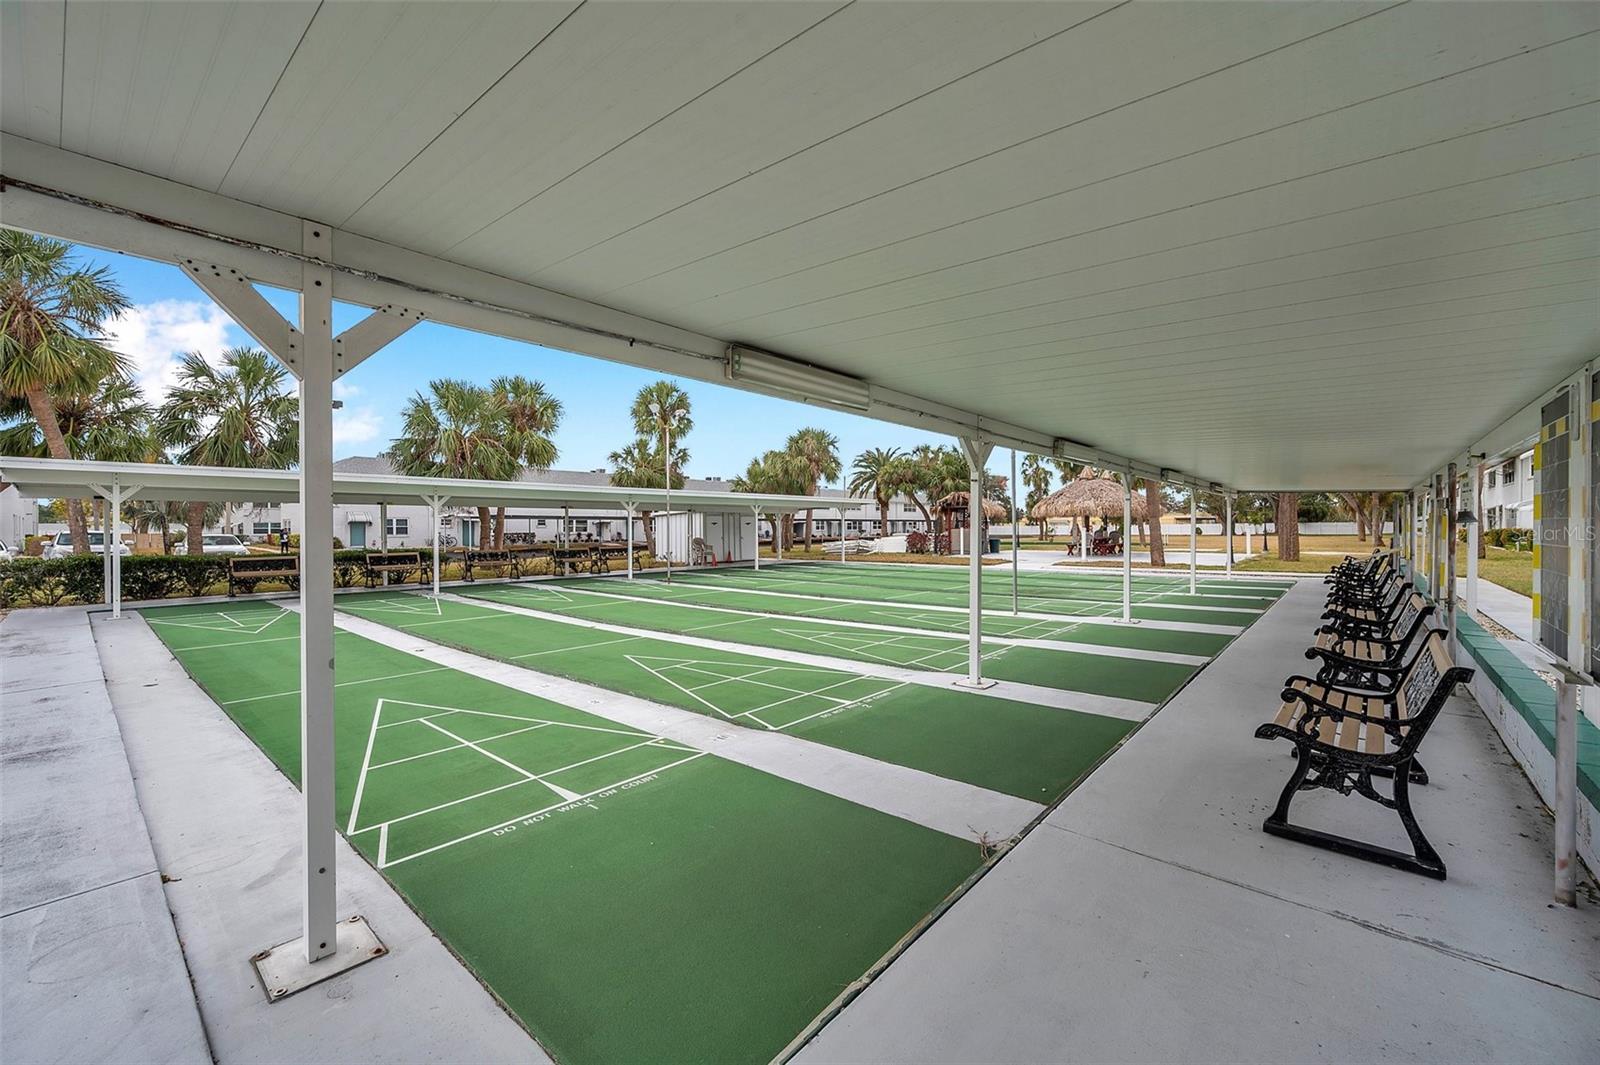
[1306,592,1437,690]
[364,551,423,588]
[1253,631,1472,879]
[462,549,519,582]
[228,554,300,597]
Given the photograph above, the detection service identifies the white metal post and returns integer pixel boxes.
[663,415,673,583]
[1188,487,1197,595]
[1224,494,1234,579]
[298,222,337,965]
[957,437,994,688]
[1466,463,1480,615]
[1446,464,1459,654]
[628,504,638,578]
[426,495,445,596]
[750,506,761,571]
[841,500,847,562]
[1010,449,1019,615]
[1121,476,1134,623]
[100,496,111,605]
[1553,673,1580,905]
[379,501,389,586]
[110,483,126,617]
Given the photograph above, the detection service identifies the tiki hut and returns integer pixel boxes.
[934,491,1009,553]
[1029,469,1147,555]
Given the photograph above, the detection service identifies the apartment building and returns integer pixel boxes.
[1480,448,1535,530]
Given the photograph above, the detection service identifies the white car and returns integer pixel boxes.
[45,530,131,559]
[0,539,11,561]
[172,533,251,557]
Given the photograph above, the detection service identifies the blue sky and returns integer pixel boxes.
[78,244,967,485]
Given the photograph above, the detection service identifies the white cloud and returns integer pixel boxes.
[334,405,383,448]
[332,379,360,400]
[104,299,235,404]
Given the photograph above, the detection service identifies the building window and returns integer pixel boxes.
[536,519,547,527]
[252,521,282,535]
[385,518,409,536]
[573,519,588,530]
[1486,471,1496,488]
[1501,461,1515,483]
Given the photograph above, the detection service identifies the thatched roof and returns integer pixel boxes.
[1030,470,1148,522]
[935,491,1009,521]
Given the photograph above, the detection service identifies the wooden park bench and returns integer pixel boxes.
[228,554,300,597]
[462,548,519,582]
[553,543,609,575]
[1306,592,1437,690]
[1253,631,1472,879]
[363,550,423,588]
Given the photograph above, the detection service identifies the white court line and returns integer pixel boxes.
[380,752,709,868]
[436,591,1158,719]
[222,665,451,706]
[370,722,551,769]
[489,582,1213,665]
[167,633,300,652]
[510,634,641,660]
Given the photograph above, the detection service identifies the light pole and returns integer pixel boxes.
[654,399,674,584]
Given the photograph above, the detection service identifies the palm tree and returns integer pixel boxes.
[847,446,901,537]
[156,348,298,554]
[734,449,808,550]
[489,375,563,547]
[1,232,132,553]
[884,446,940,533]
[1144,479,1166,566]
[1019,455,1053,538]
[631,380,692,470]
[608,437,686,556]
[785,427,841,549]
[388,379,516,550]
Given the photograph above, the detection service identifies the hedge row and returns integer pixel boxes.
[0,548,577,608]
[1,549,393,608]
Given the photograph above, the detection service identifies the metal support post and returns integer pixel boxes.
[1188,487,1198,595]
[628,504,638,578]
[297,224,338,966]
[1466,464,1480,615]
[426,495,447,596]
[750,506,761,571]
[1011,449,1019,615]
[1553,671,1581,905]
[1120,475,1134,623]
[1224,494,1234,579]
[379,501,389,586]
[1445,468,1459,653]
[100,496,112,605]
[956,437,995,688]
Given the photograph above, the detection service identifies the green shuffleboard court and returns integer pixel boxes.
[645,560,1288,628]
[140,600,985,1064]
[336,590,1138,801]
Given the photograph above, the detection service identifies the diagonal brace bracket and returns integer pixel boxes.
[181,259,303,375]
[335,304,425,377]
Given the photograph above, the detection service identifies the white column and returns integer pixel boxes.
[379,501,389,587]
[298,221,337,965]
[1188,487,1197,594]
[427,496,445,595]
[1010,449,1019,615]
[957,437,995,688]
[100,497,112,605]
[1554,672,1580,905]
[1465,463,1480,615]
[109,483,127,618]
[751,506,762,571]
[841,503,847,562]
[1224,494,1234,578]
[1121,476,1134,623]
[628,504,638,578]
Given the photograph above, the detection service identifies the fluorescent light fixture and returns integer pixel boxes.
[725,344,870,411]
[1051,437,1094,459]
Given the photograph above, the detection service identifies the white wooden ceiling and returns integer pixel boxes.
[4,0,1597,488]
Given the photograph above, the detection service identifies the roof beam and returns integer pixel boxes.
[0,134,1225,489]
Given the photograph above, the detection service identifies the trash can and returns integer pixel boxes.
[988,537,1000,554]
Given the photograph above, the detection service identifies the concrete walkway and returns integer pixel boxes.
[1,609,209,1065]
[327,606,1043,843]
[798,579,1600,1063]
[93,612,544,1064]
[1472,577,1535,643]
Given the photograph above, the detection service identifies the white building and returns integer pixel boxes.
[220,456,932,548]
[0,484,39,548]
[1481,448,1534,530]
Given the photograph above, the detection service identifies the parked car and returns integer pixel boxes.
[44,530,131,559]
[0,539,11,561]
[171,533,251,557]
